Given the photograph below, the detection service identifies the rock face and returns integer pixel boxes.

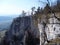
[46,14,60,40]
[38,14,60,45]
[2,16,40,45]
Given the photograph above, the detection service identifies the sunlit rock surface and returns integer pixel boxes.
[38,14,60,45]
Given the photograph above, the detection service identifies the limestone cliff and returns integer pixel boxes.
[1,16,40,45]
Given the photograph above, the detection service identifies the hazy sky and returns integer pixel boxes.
[0,0,56,16]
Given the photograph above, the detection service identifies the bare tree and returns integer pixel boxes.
[21,10,26,17]
[31,7,35,15]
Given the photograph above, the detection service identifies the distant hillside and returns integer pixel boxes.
[0,16,14,30]
[0,16,12,21]
[0,15,21,30]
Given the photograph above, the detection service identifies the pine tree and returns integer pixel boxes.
[21,10,26,17]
